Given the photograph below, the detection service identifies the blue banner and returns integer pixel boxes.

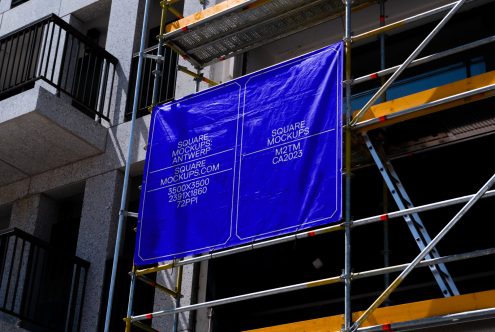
[135,42,343,266]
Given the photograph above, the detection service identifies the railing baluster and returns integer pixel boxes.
[88,51,101,114]
[43,21,56,79]
[3,236,18,309]
[38,21,50,78]
[0,236,7,306]
[5,35,20,90]
[106,66,116,119]
[0,37,12,90]
[81,49,93,107]
[21,241,36,319]
[12,30,26,86]
[65,264,79,332]
[77,266,88,332]
[51,24,62,83]
[20,26,36,83]
[33,247,47,321]
[74,46,87,102]
[69,39,81,95]
[28,25,43,80]
[11,238,26,313]
[62,35,74,91]
[98,60,110,117]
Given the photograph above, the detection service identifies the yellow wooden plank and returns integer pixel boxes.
[355,70,495,131]
[244,289,495,332]
[165,0,251,34]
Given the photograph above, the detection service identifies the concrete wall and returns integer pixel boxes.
[76,170,123,331]
[105,0,144,123]
[9,194,58,242]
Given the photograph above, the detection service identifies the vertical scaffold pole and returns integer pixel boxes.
[343,0,352,331]
[153,1,168,105]
[172,265,184,332]
[103,0,152,330]
[125,266,137,332]
[378,0,390,294]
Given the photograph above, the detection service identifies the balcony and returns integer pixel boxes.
[0,14,117,186]
[0,228,89,331]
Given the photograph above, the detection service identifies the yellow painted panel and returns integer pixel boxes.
[355,70,495,131]
[245,289,495,332]
[165,0,250,34]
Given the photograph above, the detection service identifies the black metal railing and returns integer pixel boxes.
[0,228,89,332]
[125,44,178,121]
[0,14,117,122]
[11,0,30,8]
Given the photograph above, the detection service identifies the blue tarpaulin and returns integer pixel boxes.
[135,42,343,266]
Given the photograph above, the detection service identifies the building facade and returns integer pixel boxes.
[0,0,495,331]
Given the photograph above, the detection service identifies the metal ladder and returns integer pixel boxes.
[362,133,459,297]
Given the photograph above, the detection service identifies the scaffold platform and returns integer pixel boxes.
[162,0,374,67]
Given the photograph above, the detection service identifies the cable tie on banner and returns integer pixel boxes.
[380,214,389,222]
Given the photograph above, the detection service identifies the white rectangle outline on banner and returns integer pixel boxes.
[234,44,342,241]
[137,82,242,262]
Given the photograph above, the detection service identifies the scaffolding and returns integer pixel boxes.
[104,0,495,331]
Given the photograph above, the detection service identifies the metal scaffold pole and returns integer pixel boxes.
[124,266,137,331]
[152,1,168,107]
[104,0,152,330]
[343,0,352,330]
[172,265,184,332]
[378,0,391,296]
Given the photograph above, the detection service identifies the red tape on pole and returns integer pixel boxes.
[381,323,393,331]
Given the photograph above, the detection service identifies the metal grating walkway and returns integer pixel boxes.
[163,0,374,67]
